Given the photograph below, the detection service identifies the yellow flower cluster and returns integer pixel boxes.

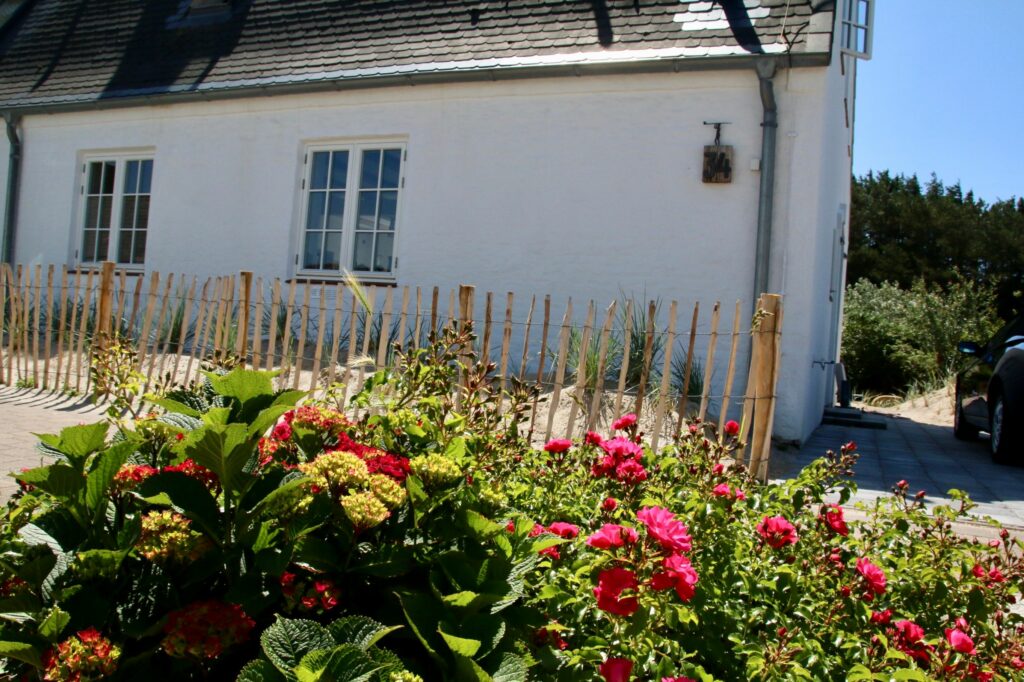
[299,451,407,530]
[410,454,463,489]
[136,511,210,563]
[390,672,424,682]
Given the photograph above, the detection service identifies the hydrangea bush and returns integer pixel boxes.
[0,325,1019,681]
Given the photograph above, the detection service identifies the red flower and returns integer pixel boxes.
[893,620,931,663]
[544,438,573,454]
[870,609,892,625]
[649,554,699,602]
[600,437,643,460]
[723,420,740,436]
[363,452,411,483]
[539,546,561,560]
[945,628,977,655]
[663,678,697,682]
[594,568,639,616]
[272,421,293,441]
[163,459,219,489]
[856,557,886,595]
[585,431,604,445]
[162,600,255,660]
[586,524,639,550]
[988,566,1005,583]
[712,463,724,475]
[615,459,648,485]
[637,506,692,554]
[602,497,618,512]
[821,504,849,536]
[612,414,638,431]
[599,657,633,682]
[529,523,546,537]
[712,483,732,497]
[505,520,516,533]
[756,516,798,549]
[547,522,580,539]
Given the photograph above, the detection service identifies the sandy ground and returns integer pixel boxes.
[852,384,956,427]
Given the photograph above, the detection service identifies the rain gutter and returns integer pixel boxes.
[752,57,778,309]
[2,112,20,265]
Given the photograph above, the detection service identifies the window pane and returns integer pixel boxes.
[121,196,137,229]
[858,0,869,24]
[97,229,110,261]
[306,192,326,231]
[303,232,324,269]
[311,152,330,190]
[101,161,116,194]
[357,191,377,230]
[378,191,398,231]
[136,196,150,229]
[87,163,103,194]
[83,230,96,262]
[133,231,147,264]
[352,233,373,271]
[323,232,341,270]
[360,150,381,188]
[85,197,99,229]
[374,233,393,272]
[326,192,345,231]
[124,161,139,194]
[381,149,401,189]
[99,196,113,229]
[139,159,153,194]
[117,230,133,264]
[329,151,349,189]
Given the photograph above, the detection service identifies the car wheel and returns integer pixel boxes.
[990,393,1018,464]
[954,402,979,440]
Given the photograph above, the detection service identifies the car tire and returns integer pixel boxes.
[954,402,980,440]
[990,393,1018,464]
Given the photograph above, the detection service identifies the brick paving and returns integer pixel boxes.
[771,412,1024,531]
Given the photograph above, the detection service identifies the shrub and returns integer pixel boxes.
[841,276,1001,393]
[0,326,1019,680]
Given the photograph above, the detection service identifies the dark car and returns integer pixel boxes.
[955,316,1024,462]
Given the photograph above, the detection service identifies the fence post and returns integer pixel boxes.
[96,261,116,352]
[457,285,475,400]
[747,293,783,481]
[237,271,253,363]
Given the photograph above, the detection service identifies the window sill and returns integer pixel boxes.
[287,274,397,287]
[67,265,146,276]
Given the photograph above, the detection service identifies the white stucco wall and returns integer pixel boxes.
[10,61,847,442]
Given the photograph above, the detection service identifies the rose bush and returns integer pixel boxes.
[0,325,1018,680]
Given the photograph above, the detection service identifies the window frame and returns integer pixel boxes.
[840,0,873,60]
[294,139,406,283]
[73,150,156,270]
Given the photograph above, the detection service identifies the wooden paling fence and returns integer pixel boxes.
[0,262,783,477]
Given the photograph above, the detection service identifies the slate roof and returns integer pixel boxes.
[0,0,835,111]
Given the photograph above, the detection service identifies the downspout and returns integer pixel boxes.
[3,113,21,265]
[752,58,778,308]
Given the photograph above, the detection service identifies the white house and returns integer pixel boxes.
[0,0,871,443]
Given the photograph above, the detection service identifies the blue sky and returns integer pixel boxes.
[852,0,1024,203]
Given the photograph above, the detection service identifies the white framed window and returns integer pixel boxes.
[76,153,155,266]
[297,141,405,279]
[840,0,873,60]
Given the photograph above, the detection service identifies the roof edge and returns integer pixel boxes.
[0,50,830,116]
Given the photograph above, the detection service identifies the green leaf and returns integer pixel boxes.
[146,397,202,417]
[260,617,336,681]
[452,654,491,682]
[237,659,286,682]
[185,423,255,496]
[16,465,85,501]
[0,641,42,668]
[315,644,384,682]
[249,405,297,440]
[37,607,70,642]
[85,441,134,512]
[328,615,401,650]
[444,436,467,461]
[35,422,109,465]
[18,523,63,554]
[394,591,445,667]
[137,471,221,539]
[207,368,275,406]
[491,653,528,682]
[438,625,481,658]
[459,509,503,540]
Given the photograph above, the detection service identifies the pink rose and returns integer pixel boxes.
[734,488,746,501]
[723,420,740,436]
[599,658,633,682]
[602,497,618,512]
[272,421,292,441]
[586,524,639,550]
[593,568,638,617]
[544,439,573,454]
[945,628,977,655]
[649,553,699,602]
[612,414,638,431]
[712,483,732,497]
[856,558,886,595]
[547,522,580,539]
[585,431,604,445]
[870,609,892,625]
[538,546,561,560]
[614,459,648,485]
[712,463,724,475]
[637,507,692,554]
[822,504,849,536]
[600,437,643,460]
[756,516,799,549]
[662,678,697,682]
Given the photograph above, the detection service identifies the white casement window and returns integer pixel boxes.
[78,155,154,266]
[298,142,404,279]
[841,0,873,59]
